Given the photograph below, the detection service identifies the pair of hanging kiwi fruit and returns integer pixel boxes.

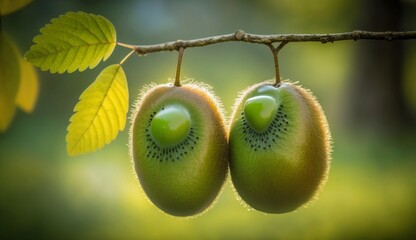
[129,48,331,217]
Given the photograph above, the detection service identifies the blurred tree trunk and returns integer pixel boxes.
[346,0,414,135]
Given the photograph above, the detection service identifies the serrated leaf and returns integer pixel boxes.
[66,64,128,156]
[0,32,20,132]
[16,57,39,113]
[0,0,32,16]
[24,11,117,74]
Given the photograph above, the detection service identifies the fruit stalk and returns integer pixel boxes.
[267,42,288,86]
[175,47,185,87]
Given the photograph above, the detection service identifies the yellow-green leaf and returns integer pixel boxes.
[24,11,117,74]
[16,57,39,113]
[0,0,32,16]
[66,64,128,156]
[0,32,20,132]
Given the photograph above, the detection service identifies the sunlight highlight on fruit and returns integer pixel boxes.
[150,104,191,148]
[244,95,277,132]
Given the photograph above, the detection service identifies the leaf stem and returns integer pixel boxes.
[119,49,136,65]
[117,42,136,50]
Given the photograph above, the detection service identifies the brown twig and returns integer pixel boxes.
[117,30,416,54]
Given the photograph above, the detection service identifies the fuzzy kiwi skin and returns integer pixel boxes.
[129,82,228,217]
[229,80,331,214]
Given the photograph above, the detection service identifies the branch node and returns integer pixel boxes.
[386,31,393,41]
[235,30,245,40]
[176,40,185,50]
[352,30,363,41]
[321,35,334,44]
[135,47,145,55]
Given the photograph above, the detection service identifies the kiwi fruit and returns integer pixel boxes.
[229,80,331,213]
[129,81,228,217]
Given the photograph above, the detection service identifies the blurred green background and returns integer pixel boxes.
[1,0,416,239]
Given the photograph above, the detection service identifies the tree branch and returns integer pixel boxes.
[117,30,416,54]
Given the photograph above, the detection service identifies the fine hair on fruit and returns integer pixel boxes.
[129,80,228,217]
[228,80,331,214]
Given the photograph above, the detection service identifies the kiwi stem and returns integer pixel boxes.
[276,41,288,52]
[270,45,280,85]
[267,42,288,86]
[266,43,280,86]
[175,47,185,87]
